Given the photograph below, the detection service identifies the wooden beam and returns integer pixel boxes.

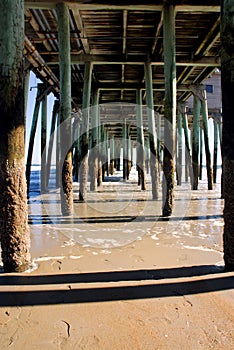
[151,12,163,55]
[45,53,220,66]
[72,9,90,54]
[25,0,220,12]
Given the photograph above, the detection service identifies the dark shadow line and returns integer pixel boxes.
[28,214,223,225]
[0,275,233,307]
[0,265,223,286]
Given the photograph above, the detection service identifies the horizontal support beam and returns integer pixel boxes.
[25,0,220,12]
[94,82,190,91]
[45,53,220,67]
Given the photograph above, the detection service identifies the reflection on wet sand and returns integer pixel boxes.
[26,169,224,271]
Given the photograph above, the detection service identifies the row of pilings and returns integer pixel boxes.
[25,81,222,203]
[0,0,233,273]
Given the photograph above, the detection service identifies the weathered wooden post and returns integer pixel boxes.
[41,93,47,193]
[192,94,201,190]
[213,119,218,183]
[56,105,61,187]
[221,0,234,270]
[182,106,192,185]
[73,120,81,182]
[136,89,146,190]
[26,85,42,193]
[57,2,73,215]
[0,0,31,272]
[177,110,183,185]
[109,135,115,175]
[156,113,162,176]
[127,126,132,179]
[122,120,127,180]
[79,62,93,200]
[145,61,159,199]
[90,89,99,191]
[199,126,203,180]
[115,140,121,172]
[162,2,176,215]
[200,88,213,190]
[46,99,59,187]
[97,118,103,186]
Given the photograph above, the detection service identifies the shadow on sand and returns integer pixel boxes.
[0,265,233,307]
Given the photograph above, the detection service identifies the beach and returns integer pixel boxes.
[0,169,234,349]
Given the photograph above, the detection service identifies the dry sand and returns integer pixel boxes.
[0,171,234,349]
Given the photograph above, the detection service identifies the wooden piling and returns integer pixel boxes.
[0,0,31,272]
[213,119,218,183]
[79,62,93,201]
[199,126,203,180]
[221,0,234,270]
[109,135,115,175]
[145,61,159,199]
[177,111,183,185]
[90,89,99,191]
[26,84,42,193]
[136,89,146,190]
[182,107,192,185]
[46,100,59,187]
[201,89,213,190]
[41,94,47,193]
[122,119,127,180]
[192,94,201,190]
[57,2,73,215]
[162,3,176,215]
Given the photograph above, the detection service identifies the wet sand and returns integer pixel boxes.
[0,170,234,349]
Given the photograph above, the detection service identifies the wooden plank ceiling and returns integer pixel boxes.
[24,0,221,137]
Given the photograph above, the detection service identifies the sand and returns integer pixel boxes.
[0,171,234,349]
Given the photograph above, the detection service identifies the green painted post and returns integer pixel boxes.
[57,2,73,214]
[136,89,146,190]
[0,0,31,272]
[56,106,61,188]
[156,113,162,176]
[127,126,131,179]
[182,108,192,185]
[162,2,176,215]
[90,89,99,191]
[177,112,183,185]
[192,95,201,190]
[73,121,81,182]
[213,119,218,183]
[201,89,213,190]
[109,135,115,175]
[79,62,93,200]
[26,85,42,193]
[41,94,47,193]
[97,118,103,186]
[122,119,127,180]
[144,61,159,199]
[46,100,59,187]
[100,125,106,182]
[199,126,203,180]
